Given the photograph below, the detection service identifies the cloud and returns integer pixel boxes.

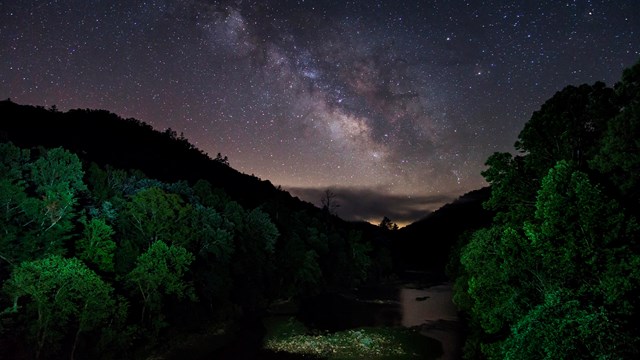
[286,186,457,225]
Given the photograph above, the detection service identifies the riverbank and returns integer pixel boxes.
[151,281,462,359]
[262,281,461,359]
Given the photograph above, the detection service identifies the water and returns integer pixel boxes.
[399,284,461,360]
[179,282,461,359]
[298,282,461,359]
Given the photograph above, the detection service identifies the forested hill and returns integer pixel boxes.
[0,99,313,213]
[394,187,493,275]
[0,99,395,359]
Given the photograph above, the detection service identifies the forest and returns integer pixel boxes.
[0,101,401,359]
[1,58,638,359]
[451,60,640,358]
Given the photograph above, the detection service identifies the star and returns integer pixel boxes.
[1,0,638,223]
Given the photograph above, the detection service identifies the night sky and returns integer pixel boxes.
[1,1,639,225]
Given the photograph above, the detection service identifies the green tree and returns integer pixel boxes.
[3,256,115,359]
[121,187,190,245]
[0,146,87,263]
[117,187,191,274]
[77,217,116,272]
[28,147,87,258]
[347,230,372,284]
[245,207,279,254]
[455,61,640,359]
[190,205,234,260]
[0,142,30,182]
[590,61,640,198]
[481,152,537,225]
[459,161,640,359]
[224,204,280,309]
[0,143,31,267]
[500,290,629,360]
[29,147,87,195]
[458,225,537,336]
[192,179,230,210]
[126,240,195,334]
[515,83,616,173]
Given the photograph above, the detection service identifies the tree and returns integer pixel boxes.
[590,60,640,199]
[117,187,190,274]
[126,241,195,334]
[378,216,398,231]
[0,146,87,263]
[321,189,340,215]
[481,152,537,225]
[245,207,279,254]
[28,147,87,258]
[190,205,234,260]
[121,187,189,245]
[227,204,280,310]
[500,290,624,360]
[192,179,230,210]
[515,83,616,173]
[455,60,640,359]
[347,230,372,284]
[214,152,229,166]
[29,147,87,195]
[0,143,31,267]
[77,217,116,272]
[459,161,640,359]
[3,256,115,359]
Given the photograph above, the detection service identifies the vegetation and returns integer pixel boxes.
[0,105,395,359]
[3,57,635,360]
[452,60,640,359]
[263,316,442,359]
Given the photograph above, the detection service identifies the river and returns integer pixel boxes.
[163,281,462,359]
[399,283,461,360]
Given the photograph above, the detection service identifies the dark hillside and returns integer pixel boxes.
[394,187,493,276]
[0,101,398,359]
[0,100,312,212]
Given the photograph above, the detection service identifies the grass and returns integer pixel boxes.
[263,316,443,359]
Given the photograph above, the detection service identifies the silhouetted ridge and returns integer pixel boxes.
[0,99,311,212]
[394,187,493,275]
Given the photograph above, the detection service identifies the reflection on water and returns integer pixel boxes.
[299,283,461,360]
[400,285,458,327]
[400,284,461,360]
[203,282,461,359]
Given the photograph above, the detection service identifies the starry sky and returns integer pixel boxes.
[1,1,639,225]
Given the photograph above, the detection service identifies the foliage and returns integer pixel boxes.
[121,187,190,246]
[0,146,86,266]
[245,207,279,253]
[263,317,442,359]
[378,216,398,231]
[77,217,116,272]
[455,59,640,359]
[126,240,195,334]
[0,100,385,358]
[3,256,115,359]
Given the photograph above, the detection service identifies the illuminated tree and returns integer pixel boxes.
[3,256,115,359]
[77,217,116,272]
[456,60,640,359]
[126,240,195,333]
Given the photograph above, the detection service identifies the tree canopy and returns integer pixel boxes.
[453,59,640,359]
[0,124,384,358]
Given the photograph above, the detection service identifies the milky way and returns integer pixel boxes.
[1,1,639,224]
